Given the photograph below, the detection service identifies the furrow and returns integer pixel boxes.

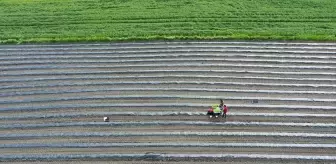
[2,88,336,100]
[1,115,334,125]
[2,70,336,78]
[1,103,335,112]
[2,58,336,66]
[2,123,335,134]
[0,153,335,162]
[1,121,335,129]
[1,131,336,138]
[1,53,336,61]
[2,63,336,72]
[2,112,335,120]
[2,143,336,148]
[2,81,336,90]
[3,135,334,145]
[1,95,335,105]
[1,75,335,84]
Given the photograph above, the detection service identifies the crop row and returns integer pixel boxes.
[2,103,335,112]
[2,112,335,120]
[2,131,336,138]
[1,121,335,129]
[1,153,335,162]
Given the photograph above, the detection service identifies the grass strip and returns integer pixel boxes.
[0,0,335,44]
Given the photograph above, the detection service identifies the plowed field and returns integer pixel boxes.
[1,41,336,163]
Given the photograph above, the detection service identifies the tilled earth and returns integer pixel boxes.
[1,41,336,163]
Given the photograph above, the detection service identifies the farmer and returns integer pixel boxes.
[223,105,228,118]
[207,106,214,115]
[218,99,228,118]
[213,105,221,115]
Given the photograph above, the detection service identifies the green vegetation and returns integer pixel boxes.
[0,0,335,43]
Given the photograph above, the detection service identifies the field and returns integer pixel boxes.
[1,41,336,163]
[1,1,336,162]
[1,0,336,43]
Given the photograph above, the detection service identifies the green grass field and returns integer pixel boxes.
[0,0,335,43]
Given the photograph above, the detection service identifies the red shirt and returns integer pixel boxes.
[224,106,228,113]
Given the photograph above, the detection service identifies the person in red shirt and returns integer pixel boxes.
[223,105,228,118]
[207,106,214,116]
[219,99,229,118]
